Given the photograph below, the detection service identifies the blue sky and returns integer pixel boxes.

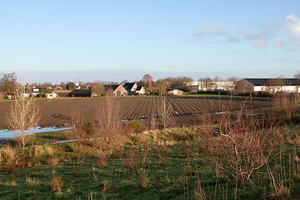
[1,0,300,84]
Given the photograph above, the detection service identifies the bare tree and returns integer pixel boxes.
[213,76,221,91]
[203,77,213,91]
[197,77,205,91]
[158,97,174,129]
[275,75,286,92]
[265,78,277,93]
[5,80,40,149]
[226,76,240,94]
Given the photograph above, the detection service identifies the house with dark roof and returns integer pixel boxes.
[104,84,128,96]
[135,86,145,95]
[241,78,300,93]
[85,84,94,90]
[123,83,138,94]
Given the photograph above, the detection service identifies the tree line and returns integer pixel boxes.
[1,72,300,98]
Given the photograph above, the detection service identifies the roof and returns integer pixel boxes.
[245,78,298,86]
[123,83,136,91]
[104,84,120,91]
[136,86,143,91]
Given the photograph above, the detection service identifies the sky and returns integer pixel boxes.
[1,0,300,84]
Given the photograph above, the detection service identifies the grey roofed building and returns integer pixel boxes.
[245,78,298,86]
[104,84,128,96]
[123,83,138,91]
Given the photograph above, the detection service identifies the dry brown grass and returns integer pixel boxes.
[138,169,149,189]
[1,144,16,174]
[48,157,60,166]
[26,175,38,185]
[34,145,44,157]
[97,151,108,167]
[272,92,300,119]
[50,176,63,192]
[44,145,53,156]
[7,181,18,187]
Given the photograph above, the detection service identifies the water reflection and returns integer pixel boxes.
[0,126,72,139]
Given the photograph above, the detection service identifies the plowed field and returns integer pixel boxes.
[0,96,272,129]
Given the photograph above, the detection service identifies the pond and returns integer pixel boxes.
[0,126,72,139]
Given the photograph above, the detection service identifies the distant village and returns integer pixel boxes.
[1,72,300,100]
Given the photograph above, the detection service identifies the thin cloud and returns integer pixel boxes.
[237,29,269,49]
[236,19,282,49]
[274,38,287,48]
[257,19,282,33]
[193,23,238,43]
[268,57,300,63]
[286,14,300,47]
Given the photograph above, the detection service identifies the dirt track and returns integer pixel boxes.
[0,96,272,129]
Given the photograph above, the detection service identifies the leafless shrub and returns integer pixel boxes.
[64,111,96,153]
[158,97,175,129]
[121,146,138,175]
[95,95,128,153]
[152,140,169,165]
[150,117,157,130]
[191,100,283,185]
[268,184,290,200]
[5,82,40,149]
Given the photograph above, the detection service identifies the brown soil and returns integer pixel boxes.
[0,96,272,129]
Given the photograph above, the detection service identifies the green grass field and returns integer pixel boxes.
[1,123,300,199]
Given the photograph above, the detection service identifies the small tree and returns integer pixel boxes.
[5,81,40,149]
[158,97,174,129]
[95,95,128,152]
[198,77,205,91]
[66,82,77,90]
[140,74,154,94]
[203,77,213,91]
[91,81,105,96]
[0,72,17,96]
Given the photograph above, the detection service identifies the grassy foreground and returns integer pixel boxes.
[1,123,300,199]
